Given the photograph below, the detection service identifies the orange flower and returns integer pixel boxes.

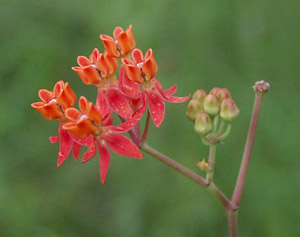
[100,25,136,58]
[72,49,118,85]
[31,81,76,120]
[63,96,102,138]
[122,48,158,83]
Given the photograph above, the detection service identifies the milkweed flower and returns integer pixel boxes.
[72,48,133,119]
[120,49,190,127]
[100,25,136,58]
[31,81,83,167]
[63,96,142,183]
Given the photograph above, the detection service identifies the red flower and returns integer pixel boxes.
[63,97,142,183]
[49,125,82,167]
[31,80,76,119]
[100,25,136,58]
[120,53,190,127]
[31,81,81,166]
[72,48,118,85]
[122,48,158,83]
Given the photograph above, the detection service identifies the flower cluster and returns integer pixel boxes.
[32,25,189,183]
[186,87,239,143]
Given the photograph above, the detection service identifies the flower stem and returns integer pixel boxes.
[231,89,267,207]
[141,143,236,209]
[140,111,151,146]
[206,144,217,181]
[227,210,238,237]
[141,143,209,187]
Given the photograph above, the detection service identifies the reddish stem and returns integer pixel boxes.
[140,111,151,146]
[231,92,265,207]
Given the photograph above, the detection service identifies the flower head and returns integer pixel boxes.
[100,25,136,58]
[72,48,118,86]
[31,81,76,119]
[122,48,158,83]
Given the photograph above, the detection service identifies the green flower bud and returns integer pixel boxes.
[220,98,239,123]
[204,94,219,116]
[216,88,231,103]
[210,87,221,96]
[194,112,213,136]
[186,99,203,120]
[192,89,207,103]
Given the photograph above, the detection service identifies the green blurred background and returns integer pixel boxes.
[1,0,299,236]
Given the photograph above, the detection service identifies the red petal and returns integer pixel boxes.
[72,134,95,147]
[49,136,58,143]
[119,66,140,97]
[158,88,190,103]
[105,133,142,158]
[97,140,111,184]
[77,56,91,67]
[132,94,147,120]
[72,142,81,160]
[145,90,165,127]
[81,140,97,163]
[96,89,112,117]
[106,118,139,133]
[57,128,73,167]
[164,84,177,95]
[132,48,144,64]
[105,88,132,119]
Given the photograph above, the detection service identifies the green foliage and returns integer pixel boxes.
[0,0,299,236]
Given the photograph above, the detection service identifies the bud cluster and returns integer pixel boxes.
[186,87,239,142]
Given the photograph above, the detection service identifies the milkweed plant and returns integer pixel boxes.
[31,25,270,237]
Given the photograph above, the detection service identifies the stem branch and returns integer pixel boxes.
[232,90,267,207]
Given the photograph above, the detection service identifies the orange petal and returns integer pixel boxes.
[113,26,123,38]
[100,34,120,57]
[87,102,102,126]
[142,49,158,80]
[131,48,144,64]
[77,56,92,67]
[82,66,101,84]
[72,67,90,85]
[79,96,89,113]
[65,108,81,121]
[38,89,53,103]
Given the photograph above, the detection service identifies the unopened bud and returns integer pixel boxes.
[253,80,270,93]
[216,88,231,103]
[204,94,219,116]
[186,100,203,120]
[220,98,239,123]
[192,89,207,102]
[194,112,213,136]
[197,158,209,171]
[210,87,221,96]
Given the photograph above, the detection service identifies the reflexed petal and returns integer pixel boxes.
[119,66,140,97]
[145,90,165,127]
[57,127,73,167]
[106,88,132,119]
[132,94,147,120]
[96,89,112,117]
[163,84,178,95]
[49,136,58,143]
[72,134,95,147]
[82,140,97,163]
[158,88,190,103]
[105,133,142,158]
[106,118,139,133]
[97,140,111,184]
[72,142,81,160]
